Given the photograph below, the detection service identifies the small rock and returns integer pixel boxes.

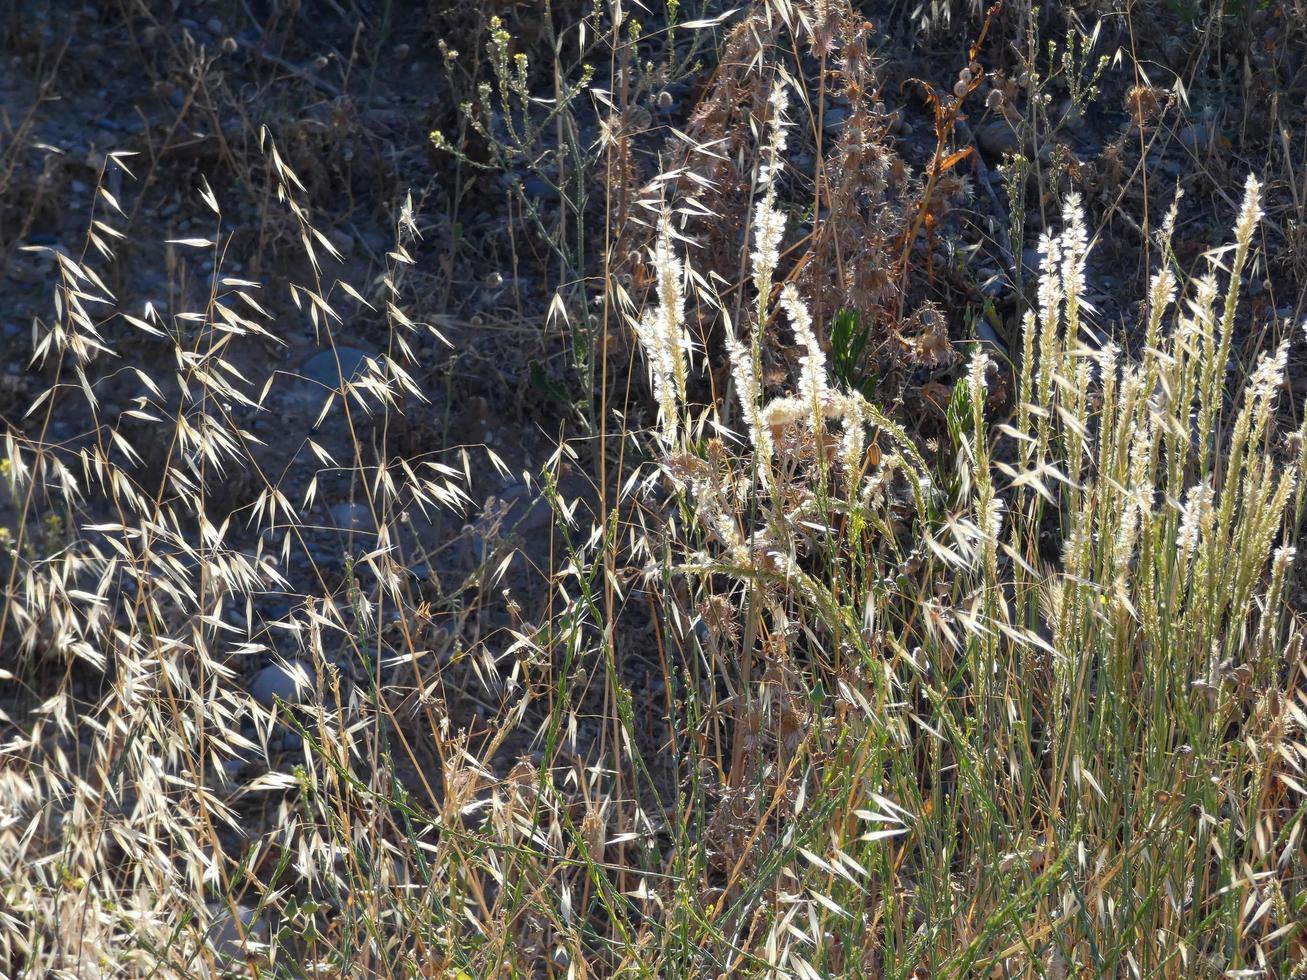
[249,661,310,708]
[329,502,372,531]
[502,485,553,535]
[1160,36,1187,69]
[522,176,560,203]
[206,16,224,34]
[977,118,1020,158]
[823,107,851,132]
[300,346,372,388]
[260,603,291,624]
[362,228,390,253]
[1177,123,1205,153]
[974,318,1008,356]
[327,227,355,258]
[978,270,1005,298]
[1021,246,1043,280]
[1177,122,1227,155]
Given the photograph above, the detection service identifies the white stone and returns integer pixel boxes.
[249,661,310,707]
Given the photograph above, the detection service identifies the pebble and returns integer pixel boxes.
[249,661,310,707]
[1177,123,1227,155]
[300,346,372,388]
[327,227,355,258]
[522,176,560,203]
[974,318,1008,356]
[501,484,553,535]
[978,270,1005,298]
[1021,246,1043,280]
[823,107,852,132]
[1160,36,1187,69]
[362,228,390,253]
[329,501,372,531]
[206,16,224,34]
[977,118,1021,157]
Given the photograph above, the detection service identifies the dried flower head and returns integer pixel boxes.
[633,213,691,445]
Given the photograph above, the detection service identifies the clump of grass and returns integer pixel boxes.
[0,137,474,976]
[2,2,1306,977]
[626,72,1307,974]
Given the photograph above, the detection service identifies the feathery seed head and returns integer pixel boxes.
[1235,174,1263,245]
[751,196,787,300]
[726,328,773,461]
[633,213,692,446]
[967,347,991,399]
[1059,194,1089,301]
[780,283,826,435]
[1178,483,1212,560]
[760,81,791,188]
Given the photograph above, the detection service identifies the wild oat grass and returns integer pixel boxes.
[2,3,1306,978]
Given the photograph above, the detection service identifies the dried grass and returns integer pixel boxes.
[2,1,1305,977]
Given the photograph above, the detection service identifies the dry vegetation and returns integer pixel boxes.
[2,0,1307,977]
